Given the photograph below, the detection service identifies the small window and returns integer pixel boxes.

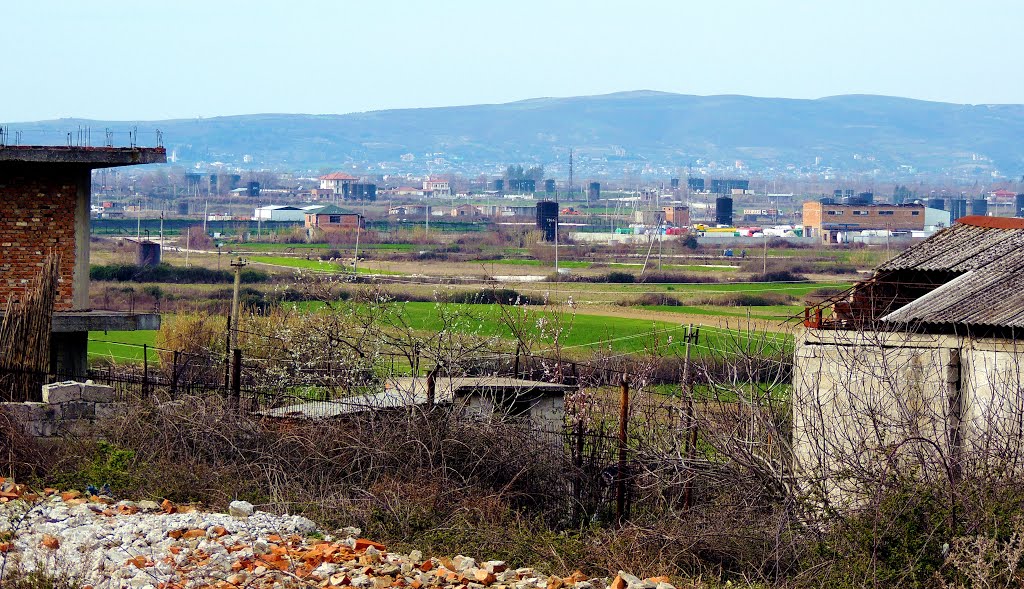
[826,210,843,215]
[878,210,894,216]
[329,215,341,223]
[853,210,869,216]
[911,211,920,216]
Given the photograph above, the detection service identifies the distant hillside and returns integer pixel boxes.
[8,91,1024,177]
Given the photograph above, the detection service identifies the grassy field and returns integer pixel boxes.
[88,330,159,363]
[236,242,419,253]
[249,256,405,275]
[639,304,804,321]
[292,300,791,357]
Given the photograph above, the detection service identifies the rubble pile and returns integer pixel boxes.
[0,481,675,589]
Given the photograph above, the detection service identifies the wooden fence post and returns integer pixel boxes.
[616,374,629,525]
[231,348,242,413]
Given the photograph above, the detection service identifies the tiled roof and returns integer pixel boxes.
[320,172,358,181]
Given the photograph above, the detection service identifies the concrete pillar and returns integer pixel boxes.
[73,168,91,310]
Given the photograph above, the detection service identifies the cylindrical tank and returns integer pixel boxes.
[715,196,734,226]
[927,198,945,210]
[494,179,504,192]
[970,198,988,217]
[588,182,601,201]
[137,241,161,267]
[1016,194,1024,218]
[536,201,559,241]
[544,179,555,193]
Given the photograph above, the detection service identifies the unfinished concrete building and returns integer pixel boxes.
[793,216,1024,504]
[0,145,166,375]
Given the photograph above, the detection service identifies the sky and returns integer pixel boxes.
[5,0,1023,121]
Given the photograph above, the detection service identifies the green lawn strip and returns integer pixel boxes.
[248,256,405,275]
[88,330,159,365]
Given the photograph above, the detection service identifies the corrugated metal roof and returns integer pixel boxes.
[878,220,1024,272]
[876,217,1024,327]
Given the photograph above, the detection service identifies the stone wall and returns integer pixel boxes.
[1,380,123,438]
[0,171,78,310]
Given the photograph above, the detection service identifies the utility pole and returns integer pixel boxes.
[229,257,248,351]
[203,199,209,233]
[353,216,362,275]
[136,198,142,242]
[568,148,574,202]
[553,216,559,281]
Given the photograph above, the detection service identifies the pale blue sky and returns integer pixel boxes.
[7,0,1022,121]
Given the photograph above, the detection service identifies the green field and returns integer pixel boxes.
[292,301,791,357]
[236,242,418,253]
[88,330,159,364]
[248,256,404,275]
[639,304,804,321]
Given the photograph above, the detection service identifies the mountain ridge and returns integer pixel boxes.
[5,92,1023,177]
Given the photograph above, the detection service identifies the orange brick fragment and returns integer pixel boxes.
[475,570,497,585]
[182,529,206,539]
[41,535,60,549]
[60,490,81,501]
[608,576,626,589]
[354,538,386,552]
[0,542,10,553]
[161,499,176,513]
[419,560,434,572]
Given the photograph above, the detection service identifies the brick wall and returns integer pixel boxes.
[0,173,77,310]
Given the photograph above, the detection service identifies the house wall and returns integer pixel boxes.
[0,169,80,310]
[793,328,1024,506]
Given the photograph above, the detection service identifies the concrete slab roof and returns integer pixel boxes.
[0,145,166,168]
[263,376,574,419]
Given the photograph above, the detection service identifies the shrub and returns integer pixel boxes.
[444,288,545,306]
[90,263,271,284]
[605,271,636,284]
[620,293,683,307]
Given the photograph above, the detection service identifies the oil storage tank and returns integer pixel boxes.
[536,201,559,241]
[715,196,734,226]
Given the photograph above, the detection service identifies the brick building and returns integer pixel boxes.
[304,205,364,230]
[0,145,166,374]
[662,205,690,227]
[802,201,926,243]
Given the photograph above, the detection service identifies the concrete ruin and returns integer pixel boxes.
[0,145,166,375]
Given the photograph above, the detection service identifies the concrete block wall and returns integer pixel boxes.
[1,380,124,438]
[0,172,77,310]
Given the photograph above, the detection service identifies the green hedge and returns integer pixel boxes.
[90,263,270,284]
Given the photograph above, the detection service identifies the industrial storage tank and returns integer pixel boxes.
[137,241,161,267]
[536,201,559,241]
[544,179,556,193]
[715,197,734,226]
[927,198,945,210]
[970,198,988,217]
